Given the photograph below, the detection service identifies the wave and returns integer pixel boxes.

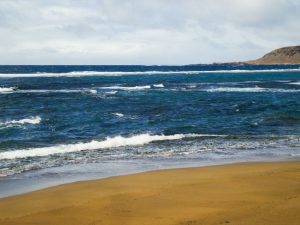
[0,133,224,160]
[1,68,300,77]
[0,87,17,93]
[105,91,118,95]
[3,86,299,95]
[101,84,163,90]
[112,112,124,117]
[82,89,97,94]
[290,82,300,85]
[0,85,155,94]
[0,88,98,94]
[0,116,41,127]
[205,87,300,93]
[206,87,266,92]
[153,83,164,88]
[100,85,151,90]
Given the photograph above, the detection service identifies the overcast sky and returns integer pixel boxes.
[0,0,299,65]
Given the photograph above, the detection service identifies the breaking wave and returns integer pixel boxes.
[290,82,300,85]
[100,85,151,90]
[153,83,164,88]
[0,87,17,93]
[112,112,124,117]
[1,68,300,77]
[0,133,223,160]
[0,88,99,94]
[205,87,300,93]
[0,116,41,127]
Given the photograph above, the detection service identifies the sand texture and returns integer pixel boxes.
[0,161,300,225]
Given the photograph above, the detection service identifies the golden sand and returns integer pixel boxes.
[0,161,299,225]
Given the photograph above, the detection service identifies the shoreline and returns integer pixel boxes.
[1,157,298,199]
[1,160,299,225]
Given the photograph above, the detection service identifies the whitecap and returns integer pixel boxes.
[100,85,151,90]
[206,87,266,92]
[0,116,41,127]
[87,89,97,94]
[205,87,300,93]
[0,133,224,160]
[0,87,17,93]
[112,112,124,117]
[105,91,118,95]
[1,68,300,77]
[153,84,164,88]
[1,88,100,95]
[289,82,300,85]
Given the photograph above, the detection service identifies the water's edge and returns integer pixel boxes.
[1,156,298,199]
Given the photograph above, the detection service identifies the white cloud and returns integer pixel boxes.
[0,0,299,64]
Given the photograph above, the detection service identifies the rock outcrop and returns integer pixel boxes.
[246,46,300,65]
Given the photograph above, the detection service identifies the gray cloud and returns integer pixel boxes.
[0,0,299,64]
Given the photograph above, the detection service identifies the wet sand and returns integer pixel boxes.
[0,161,299,225]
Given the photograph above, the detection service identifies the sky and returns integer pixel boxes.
[0,0,299,65]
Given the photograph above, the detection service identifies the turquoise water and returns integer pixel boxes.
[0,65,300,179]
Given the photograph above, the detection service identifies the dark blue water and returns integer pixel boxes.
[0,65,300,179]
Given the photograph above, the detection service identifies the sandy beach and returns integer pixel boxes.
[0,161,299,225]
[1,1,300,224]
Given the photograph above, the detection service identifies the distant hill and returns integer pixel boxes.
[246,46,300,65]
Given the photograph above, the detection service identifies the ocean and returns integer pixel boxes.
[0,64,300,196]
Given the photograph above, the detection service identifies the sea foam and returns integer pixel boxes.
[0,87,16,93]
[0,116,41,127]
[100,85,151,90]
[84,89,97,94]
[205,87,300,93]
[112,113,124,117]
[153,84,164,88]
[0,88,99,95]
[1,68,300,77]
[290,82,300,85]
[105,91,118,95]
[0,133,223,160]
[206,87,266,92]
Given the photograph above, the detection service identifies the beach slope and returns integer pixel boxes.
[0,162,300,225]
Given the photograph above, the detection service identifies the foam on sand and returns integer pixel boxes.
[0,133,223,160]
